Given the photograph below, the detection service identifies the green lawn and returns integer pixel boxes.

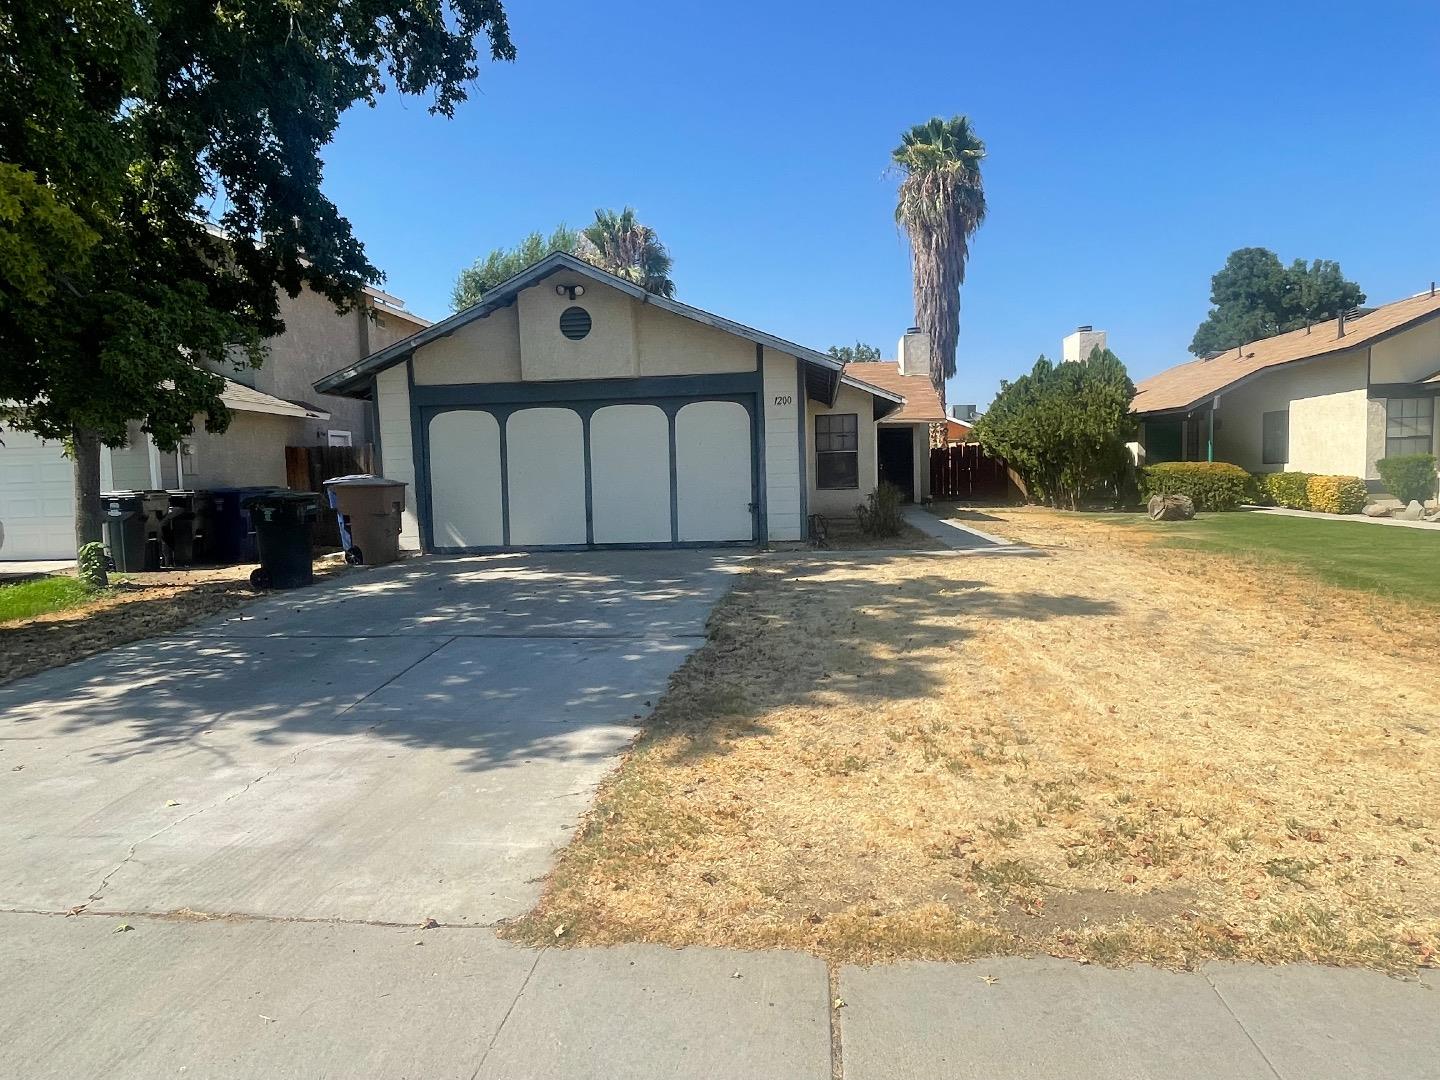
[1139,510,1440,605]
[0,576,98,624]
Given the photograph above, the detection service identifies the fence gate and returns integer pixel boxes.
[286,443,375,549]
[930,443,1011,501]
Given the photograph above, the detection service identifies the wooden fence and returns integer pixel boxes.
[929,443,1014,502]
[285,443,375,549]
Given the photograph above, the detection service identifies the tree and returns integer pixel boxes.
[452,226,580,310]
[1189,247,1366,356]
[1,0,515,554]
[974,347,1136,510]
[580,207,675,297]
[891,115,987,398]
[827,342,883,363]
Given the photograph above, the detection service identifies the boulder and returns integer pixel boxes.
[1402,500,1425,521]
[1147,493,1195,521]
[1425,509,1440,523]
[1362,503,1392,518]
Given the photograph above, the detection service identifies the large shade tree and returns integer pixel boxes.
[892,115,987,399]
[1,0,515,555]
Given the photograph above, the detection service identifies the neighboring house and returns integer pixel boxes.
[0,285,427,561]
[314,251,945,551]
[1132,289,1440,490]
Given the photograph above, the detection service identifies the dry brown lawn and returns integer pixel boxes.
[507,507,1440,970]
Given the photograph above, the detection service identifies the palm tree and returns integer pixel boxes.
[892,116,987,396]
[579,207,676,297]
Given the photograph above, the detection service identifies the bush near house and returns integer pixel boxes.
[1139,461,1255,511]
[1376,454,1438,505]
[1259,471,1315,510]
[856,482,904,537]
[1306,475,1368,515]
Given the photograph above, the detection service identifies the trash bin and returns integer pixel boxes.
[209,486,283,564]
[161,490,207,568]
[242,490,320,589]
[323,475,408,566]
[100,491,151,572]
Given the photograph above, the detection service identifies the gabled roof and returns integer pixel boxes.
[1133,290,1440,415]
[315,251,854,397]
[220,377,330,420]
[841,361,946,422]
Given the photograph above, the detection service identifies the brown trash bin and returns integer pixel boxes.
[323,474,407,566]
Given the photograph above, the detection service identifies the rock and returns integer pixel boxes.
[1362,503,1392,518]
[1147,493,1195,521]
[1425,509,1440,523]
[1401,500,1424,521]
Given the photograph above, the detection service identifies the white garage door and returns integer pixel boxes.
[675,401,753,541]
[0,430,76,560]
[590,404,671,544]
[428,411,504,548]
[506,408,587,546]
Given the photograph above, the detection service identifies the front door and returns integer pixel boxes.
[877,426,915,502]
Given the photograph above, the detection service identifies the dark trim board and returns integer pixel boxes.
[430,540,758,555]
[409,372,760,408]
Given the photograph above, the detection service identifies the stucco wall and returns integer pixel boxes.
[517,276,641,382]
[761,351,804,540]
[181,413,303,489]
[1370,317,1440,383]
[806,382,879,519]
[1214,349,1368,475]
[413,305,522,385]
[375,364,420,549]
[636,302,755,376]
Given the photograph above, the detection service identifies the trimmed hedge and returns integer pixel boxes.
[1376,454,1437,505]
[1306,474,1368,515]
[1260,471,1315,510]
[1138,461,1255,511]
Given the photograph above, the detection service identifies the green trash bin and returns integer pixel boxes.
[241,491,320,589]
[100,491,150,572]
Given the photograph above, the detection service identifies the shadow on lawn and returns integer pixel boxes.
[0,548,1117,777]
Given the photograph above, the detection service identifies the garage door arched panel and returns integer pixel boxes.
[506,408,587,546]
[590,405,672,544]
[0,430,76,560]
[428,411,503,548]
[675,401,753,542]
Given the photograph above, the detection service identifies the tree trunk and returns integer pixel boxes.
[72,427,105,552]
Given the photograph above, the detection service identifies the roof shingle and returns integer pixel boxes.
[841,362,946,422]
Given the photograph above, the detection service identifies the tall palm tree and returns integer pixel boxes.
[579,207,676,297]
[892,116,987,396]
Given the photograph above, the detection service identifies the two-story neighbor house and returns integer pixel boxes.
[1133,288,1440,493]
[314,252,945,551]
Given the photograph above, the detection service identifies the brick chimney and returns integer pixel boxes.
[897,327,932,378]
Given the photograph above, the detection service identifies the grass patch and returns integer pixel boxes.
[0,576,97,624]
[1137,511,1440,605]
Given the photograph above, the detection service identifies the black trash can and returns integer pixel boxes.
[100,491,150,572]
[242,490,320,589]
[161,490,206,568]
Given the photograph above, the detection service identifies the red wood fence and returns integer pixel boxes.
[930,443,1013,501]
[285,443,375,549]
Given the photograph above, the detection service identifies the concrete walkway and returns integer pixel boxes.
[1249,506,1440,531]
[903,504,1036,553]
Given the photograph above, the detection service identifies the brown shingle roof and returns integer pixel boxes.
[1132,291,1440,415]
[842,361,946,422]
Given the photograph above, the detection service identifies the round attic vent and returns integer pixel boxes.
[559,306,592,340]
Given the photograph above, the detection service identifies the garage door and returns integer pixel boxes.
[424,399,754,548]
[0,430,76,560]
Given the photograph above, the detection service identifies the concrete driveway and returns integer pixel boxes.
[0,550,745,926]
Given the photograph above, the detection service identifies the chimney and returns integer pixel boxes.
[1061,325,1107,364]
[897,327,932,378]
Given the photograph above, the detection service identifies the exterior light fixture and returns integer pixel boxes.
[555,284,585,300]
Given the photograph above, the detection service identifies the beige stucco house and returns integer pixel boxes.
[315,252,945,551]
[1133,289,1440,492]
[0,285,427,561]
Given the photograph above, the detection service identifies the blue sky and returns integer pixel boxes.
[323,0,1439,409]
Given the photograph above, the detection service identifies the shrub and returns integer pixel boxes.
[1260,471,1314,510]
[1138,461,1255,511]
[1248,474,1276,506]
[1376,454,1437,505]
[1305,474,1367,515]
[856,482,904,537]
[75,541,108,588]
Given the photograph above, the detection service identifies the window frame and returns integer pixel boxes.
[1385,397,1435,459]
[815,412,860,490]
[1261,409,1289,466]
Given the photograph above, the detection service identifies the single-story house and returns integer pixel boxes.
[1132,288,1440,490]
[0,285,428,561]
[314,252,945,551]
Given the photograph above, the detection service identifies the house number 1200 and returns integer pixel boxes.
[772,394,793,406]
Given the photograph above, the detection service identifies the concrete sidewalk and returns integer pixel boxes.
[1,912,1434,1079]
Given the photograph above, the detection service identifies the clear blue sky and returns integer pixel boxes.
[322,0,1439,409]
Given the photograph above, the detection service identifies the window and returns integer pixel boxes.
[326,429,352,448]
[816,413,859,489]
[1262,409,1289,465]
[559,306,592,340]
[1385,397,1435,458]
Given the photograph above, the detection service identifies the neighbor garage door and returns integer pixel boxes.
[426,399,754,548]
[0,429,76,560]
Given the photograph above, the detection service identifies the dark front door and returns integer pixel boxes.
[877,427,915,501]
